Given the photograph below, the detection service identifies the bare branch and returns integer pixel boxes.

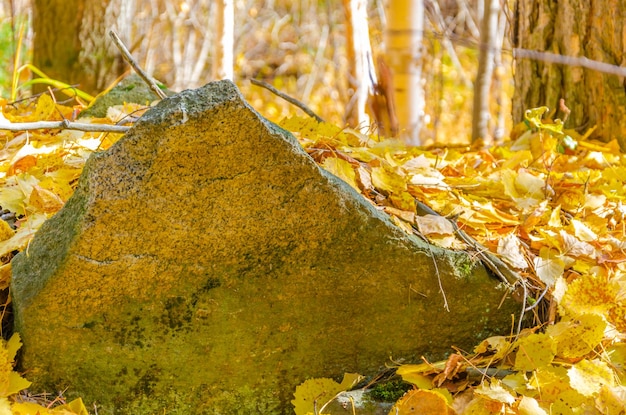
[514,48,626,77]
[0,119,130,133]
[109,30,168,100]
[250,79,325,122]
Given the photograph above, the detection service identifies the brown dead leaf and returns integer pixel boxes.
[29,185,65,213]
[433,353,464,387]
[415,214,454,236]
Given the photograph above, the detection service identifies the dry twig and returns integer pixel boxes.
[250,78,324,122]
[0,119,130,133]
[109,30,167,100]
[514,48,626,77]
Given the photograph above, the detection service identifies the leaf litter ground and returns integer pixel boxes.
[0,95,625,414]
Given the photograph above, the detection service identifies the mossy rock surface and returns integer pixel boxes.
[11,80,522,414]
[79,74,174,118]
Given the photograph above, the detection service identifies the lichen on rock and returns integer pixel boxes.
[11,80,522,414]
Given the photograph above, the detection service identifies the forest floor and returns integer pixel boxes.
[0,2,624,414]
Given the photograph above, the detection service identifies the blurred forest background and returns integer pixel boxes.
[0,0,510,146]
[1,0,625,149]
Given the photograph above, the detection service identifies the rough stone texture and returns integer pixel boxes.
[11,80,521,414]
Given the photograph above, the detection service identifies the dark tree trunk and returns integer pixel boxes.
[513,0,626,150]
[32,0,134,96]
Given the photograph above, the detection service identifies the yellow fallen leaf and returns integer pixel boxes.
[371,166,406,194]
[570,219,598,242]
[568,359,614,397]
[559,230,596,259]
[29,184,65,213]
[596,385,626,414]
[384,206,416,224]
[501,168,547,209]
[559,273,618,317]
[322,157,359,193]
[0,212,48,258]
[497,234,528,269]
[0,221,13,243]
[533,247,564,287]
[474,335,513,361]
[0,397,10,415]
[474,379,516,405]
[517,396,547,415]
[11,402,52,415]
[33,93,57,121]
[547,205,562,228]
[389,389,451,415]
[55,398,89,415]
[0,264,10,290]
[546,314,606,359]
[415,214,454,236]
[6,155,37,177]
[0,334,31,398]
[292,373,362,415]
[395,364,434,389]
[513,333,556,371]
[528,366,578,405]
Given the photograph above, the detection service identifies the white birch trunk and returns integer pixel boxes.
[212,0,234,81]
[471,0,500,144]
[385,0,424,145]
[343,0,377,129]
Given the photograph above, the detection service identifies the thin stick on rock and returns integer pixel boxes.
[109,30,167,100]
[250,79,324,123]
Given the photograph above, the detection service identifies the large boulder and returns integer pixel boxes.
[11,80,522,414]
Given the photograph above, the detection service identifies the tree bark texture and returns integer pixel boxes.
[513,0,626,149]
[32,0,133,95]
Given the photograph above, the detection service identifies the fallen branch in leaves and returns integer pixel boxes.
[414,199,521,287]
[0,119,130,133]
[414,198,528,335]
